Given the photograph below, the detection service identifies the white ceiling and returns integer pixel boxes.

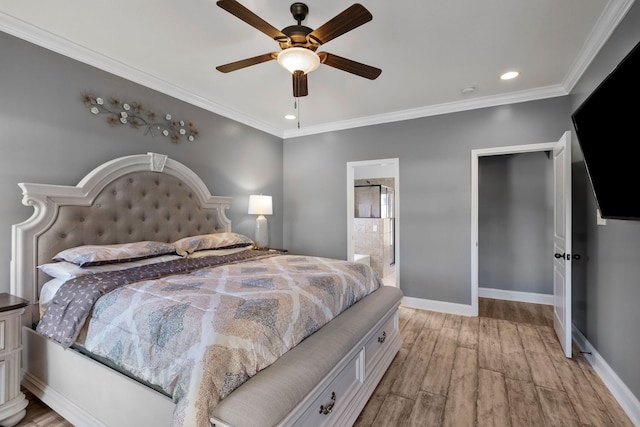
[0,0,634,138]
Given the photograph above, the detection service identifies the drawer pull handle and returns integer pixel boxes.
[378,331,386,344]
[319,392,336,415]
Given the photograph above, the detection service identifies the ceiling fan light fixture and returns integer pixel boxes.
[277,47,320,74]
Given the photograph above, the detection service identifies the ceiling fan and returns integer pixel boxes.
[216,1,382,97]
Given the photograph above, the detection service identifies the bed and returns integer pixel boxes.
[10,152,403,427]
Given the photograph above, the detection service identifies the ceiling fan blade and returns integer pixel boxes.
[293,71,308,97]
[318,52,381,80]
[217,0,288,42]
[216,53,278,73]
[307,4,372,46]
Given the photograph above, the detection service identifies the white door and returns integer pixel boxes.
[553,131,572,358]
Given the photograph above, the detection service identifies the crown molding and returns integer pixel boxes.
[562,0,636,92]
[0,12,282,138]
[283,85,568,139]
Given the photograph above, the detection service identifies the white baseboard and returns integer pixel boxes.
[401,296,474,316]
[572,325,640,426]
[479,287,553,305]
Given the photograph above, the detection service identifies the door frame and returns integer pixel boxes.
[471,141,559,317]
[347,158,400,288]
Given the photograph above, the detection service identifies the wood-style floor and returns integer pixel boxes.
[354,298,634,427]
[15,298,634,427]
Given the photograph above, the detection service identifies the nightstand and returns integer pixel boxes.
[0,294,29,427]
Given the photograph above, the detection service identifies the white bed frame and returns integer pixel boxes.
[10,153,401,427]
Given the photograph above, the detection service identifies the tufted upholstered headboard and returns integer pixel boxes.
[11,152,232,306]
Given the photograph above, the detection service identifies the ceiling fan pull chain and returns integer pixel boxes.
[297,97,301,129]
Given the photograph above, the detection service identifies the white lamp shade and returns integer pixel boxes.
[248,195,273,215]
[277,48,320,74]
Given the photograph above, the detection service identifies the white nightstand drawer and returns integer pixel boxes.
[0,315,23,352]
[0,320,4,352]
[0,360,6,405]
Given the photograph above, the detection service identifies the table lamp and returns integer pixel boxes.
[248,195,272,248]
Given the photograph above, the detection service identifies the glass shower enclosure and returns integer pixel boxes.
[354,184,395,265]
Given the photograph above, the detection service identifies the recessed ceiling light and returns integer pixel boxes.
[285,114,296,120]
[500,71,520,80]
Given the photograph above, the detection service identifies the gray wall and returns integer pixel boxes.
[0,30,284,293]
[283,98,570,305]
[569,2,640,402]
[479,152,553,294]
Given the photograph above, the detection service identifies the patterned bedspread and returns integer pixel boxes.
[38,251,381,427]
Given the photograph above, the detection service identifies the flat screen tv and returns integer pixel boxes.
[571,39,640,220]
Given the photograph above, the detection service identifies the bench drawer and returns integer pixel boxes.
[294,349,364,427]
[364,311,398,374]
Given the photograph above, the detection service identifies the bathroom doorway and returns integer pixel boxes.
[347,158,399,288]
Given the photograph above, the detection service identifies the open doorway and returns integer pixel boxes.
[347,158,399,288]
[471,132,572,357]
[477,151,554,304]
[471,142,558,315]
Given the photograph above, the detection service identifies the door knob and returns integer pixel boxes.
[554,253,570,260]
